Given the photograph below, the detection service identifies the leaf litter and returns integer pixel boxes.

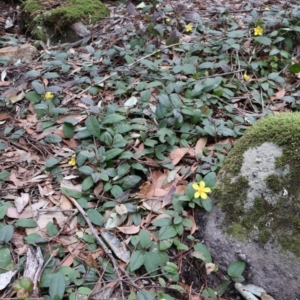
[0,0,298,298]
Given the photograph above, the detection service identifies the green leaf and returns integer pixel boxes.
[102,113,126,124]
[121,175,141,190]
[0,171,10,181]
[26,70,41,77]
[199,62,215,69]
[204,172,216,187]
[32,81,45,94]
[78,166,94,175]
[129,250,145,271]
[153,217,172,227]
[24,233,44,245]
[173,64,196,75]
[16,219,37,228]
[227,260,246,277]
[25,91,42,103]
[267,72,280,80]
[202,197,213,212]
[227,30,246,38]
[85,116,101,138]
[166,30,180,46]
[46,222,59,237]
[61,187,82,199]
[105,148,124,161]
[159,239,173,251]
[78,287,92,295]
[87,209,103,226]
[117,163,131,176]
[49,272,66,300]
[45,157,62,168]
[0,248,12,270]
[289,63,300,74]
[137,290,155,300]
[0,206,7,220]
[139,229,152,248]
[254,36,271,45]
[0,225,14,243]
[194,242,212,263]
[43,72,60,79]
[158,226,177,240]
[44,134,62,144]
[63,122,74,139]
[82,176,94,191]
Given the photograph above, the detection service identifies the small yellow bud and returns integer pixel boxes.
[185,24,193,33]
[68,154,76,166]
[165,18,171,23]
[44,91,54,100]
[243,73,250,81]
[254,25,263,36]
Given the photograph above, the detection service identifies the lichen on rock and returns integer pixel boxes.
[21,0,110,42]
[203,112,300,299]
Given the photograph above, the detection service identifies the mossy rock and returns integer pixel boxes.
[21,0,109,42]
[203,112,300,299]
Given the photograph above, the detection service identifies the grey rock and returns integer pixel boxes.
[202,113,300,299]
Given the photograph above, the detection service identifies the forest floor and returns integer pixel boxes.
[0,0,299,299]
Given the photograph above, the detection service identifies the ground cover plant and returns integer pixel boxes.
[1,0,300,299]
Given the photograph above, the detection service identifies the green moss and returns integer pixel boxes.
[215,113,300,257]
[264,174,284,193]
[22,0,41,12]
[227,224,248,242]
[21,0,109,41]
[258,230,272,244]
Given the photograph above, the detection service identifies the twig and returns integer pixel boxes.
[67,196,141,294]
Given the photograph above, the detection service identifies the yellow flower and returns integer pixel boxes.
[68,154,76,166]
[192,181,211,199]
[156,53,161,58]
[44,91,54,100]
[185,24,193,33]
[166,18,171,23]
[243,73,250,81]
[254,26,263,36]
[265,6,270,10]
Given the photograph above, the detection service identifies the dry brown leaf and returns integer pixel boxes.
[188,214,197,234]
[59,194,73,211]
[14,193,30,213]
[117,225,140,234]
[205,263,216,275]
[94,181,103,197]
[169,147,190,165]
[270,88,286,101]
[195,137,207,155]
[162,183,177,207]
[7,207,37,219]
[261,292,275,300]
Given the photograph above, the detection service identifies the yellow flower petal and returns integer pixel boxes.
[254,26,263,36]
[199,181,205,188]
[44,91,54,100]
[68,154,76,166]
[194,191,200,198]
[192,183,199,190]
[185,24,193,32]
[200,193,208,199]
[204,187,211,193]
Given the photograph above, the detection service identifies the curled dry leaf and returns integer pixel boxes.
[205,263,216,275]
[169,147,190,165]
[15,193,30,213]
[195,137,207,155]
